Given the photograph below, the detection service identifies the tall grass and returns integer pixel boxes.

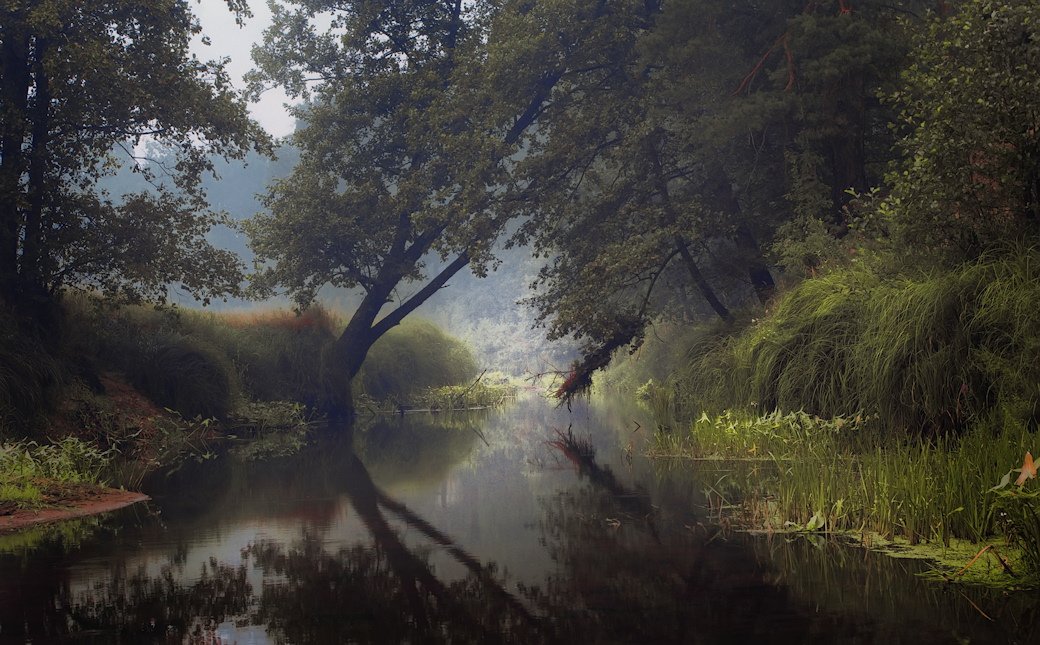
[652,246,1040,438]
[0,311,65,435]
[653,410,1035,549]
[358,319,478,403]
[61,296,479,416]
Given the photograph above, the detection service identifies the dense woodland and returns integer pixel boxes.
[2,0,1040,569]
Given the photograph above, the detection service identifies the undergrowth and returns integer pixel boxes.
[650,409,1040,583]
[618,246,1040,440]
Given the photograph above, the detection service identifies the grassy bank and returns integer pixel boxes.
[613,247,1040,440]
[609,247,1040,587]
[1,297,505,500]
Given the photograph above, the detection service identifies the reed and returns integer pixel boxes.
[651,410,1034,549]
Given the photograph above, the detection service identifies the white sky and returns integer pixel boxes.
[191,1,298,139]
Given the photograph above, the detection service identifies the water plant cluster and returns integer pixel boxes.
[611,248,1040,585]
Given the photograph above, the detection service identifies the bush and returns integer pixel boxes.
[359,319,478,403]
[648,246,1040,438]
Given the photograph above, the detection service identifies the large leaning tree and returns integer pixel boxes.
[0,0,267,323]
[246,0,661,422]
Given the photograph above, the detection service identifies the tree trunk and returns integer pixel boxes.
[674,235,734,324]
[21,36,50,304]
[319,252,471,426]
[647,141,734,324]
[734,225,775,305]
[0,25,31,305]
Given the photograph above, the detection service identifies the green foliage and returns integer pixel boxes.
[658,247,1040,438]
[359,320,478,404]
[0,310,64,434]
[990,487,1040,578]
[0,0,266,307]
[887,0,1040,260]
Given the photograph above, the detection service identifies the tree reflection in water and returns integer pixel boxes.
[4,441,545,643]
[3,405,1022,643]
[241,450,544,643]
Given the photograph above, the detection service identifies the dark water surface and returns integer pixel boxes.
[0,396,1036,643]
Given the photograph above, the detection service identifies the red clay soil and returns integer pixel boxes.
[0,487,149,533]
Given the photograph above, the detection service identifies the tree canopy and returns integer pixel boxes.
[246,0,663,419]
[0,0,267,318]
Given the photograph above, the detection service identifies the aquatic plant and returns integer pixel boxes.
[650,410,1034,550]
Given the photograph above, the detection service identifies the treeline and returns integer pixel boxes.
[546,0,1040,440]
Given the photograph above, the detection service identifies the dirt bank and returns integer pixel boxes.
[0,487,149,533]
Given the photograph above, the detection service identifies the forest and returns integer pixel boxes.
[2,0,1040,641]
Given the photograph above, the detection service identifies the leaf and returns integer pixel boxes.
[1015,451,1037,487]
[806,511,826,532]
[990,470,1012,492]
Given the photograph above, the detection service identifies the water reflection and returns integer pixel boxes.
[0,397,1034,643]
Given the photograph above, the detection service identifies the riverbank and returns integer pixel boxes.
[0,487,148,533]
[638,408,1038,589]
[594,249,1040,589]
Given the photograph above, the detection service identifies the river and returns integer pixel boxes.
[0,395,1034,643]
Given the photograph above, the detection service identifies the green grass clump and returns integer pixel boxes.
[648,246,1040,439]
[653,410,1036,553]
[359,319,478,404]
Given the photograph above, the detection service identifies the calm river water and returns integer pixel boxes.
[0,396,1036,643]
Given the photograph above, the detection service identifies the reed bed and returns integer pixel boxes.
[651,410,1037,559]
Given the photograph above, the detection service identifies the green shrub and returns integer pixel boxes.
[359,319,478,403]
[651,246,1040,438]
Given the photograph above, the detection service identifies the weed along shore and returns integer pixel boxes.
[638,409,1039,588]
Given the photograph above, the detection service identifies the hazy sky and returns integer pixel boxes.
[192,1,298,138]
